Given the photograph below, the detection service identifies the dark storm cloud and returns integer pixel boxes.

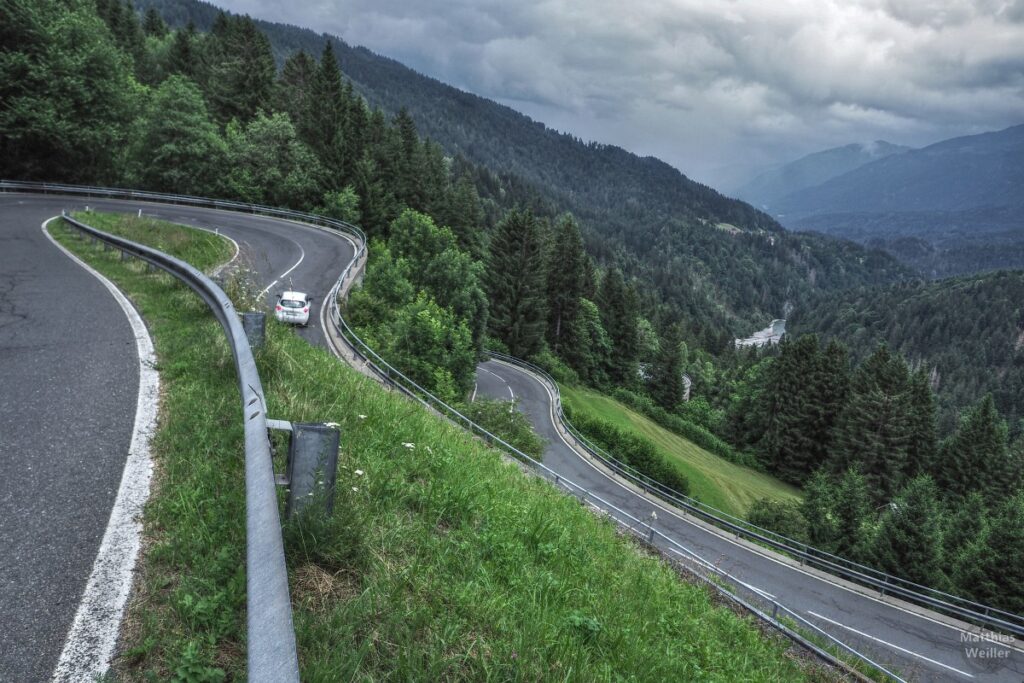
[213,0,1024,188]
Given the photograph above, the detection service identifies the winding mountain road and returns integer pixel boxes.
[3,190,1020,682]
[473,359,1024,682]
[0,194,351,680]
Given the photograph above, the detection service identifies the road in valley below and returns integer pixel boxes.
[5,190,1020,682]
[473,358,1024,683]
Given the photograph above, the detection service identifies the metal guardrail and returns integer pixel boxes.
[56,212,299,682]
[324,306,902,679]
[10,179,1018,676]
[489,351,1024,639]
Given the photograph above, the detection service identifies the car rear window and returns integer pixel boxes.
[281,299,304,308]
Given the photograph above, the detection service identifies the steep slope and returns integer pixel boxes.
[139,0,912,341]
[735,141,910,210]
[790,271,1024,433]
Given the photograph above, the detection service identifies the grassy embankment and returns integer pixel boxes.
[560,384,802,517]
[56,212,825,681]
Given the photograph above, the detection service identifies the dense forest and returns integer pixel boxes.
[725,337,1024,613]
[790,272,1024,434]
[2,0,1022,615]
[132,0,915,351]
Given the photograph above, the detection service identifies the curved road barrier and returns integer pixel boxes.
[5,180,1022,681]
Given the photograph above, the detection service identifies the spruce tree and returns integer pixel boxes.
[142,7,167,37]
[276,50,316,131]
[437,174,485,259]
[486,210,548,357]
[167,23,200,81]
[904,368,939,479]
[966,493,1024,614]
[206,15,275,123]
[758,334,841,484]
[649,323,685,410]
[302,42,348,180]
[830,345,912,503]
[598,268,639,385]
[546,215,587,357]
[946,492,989,595]
[936,394,1010,503]
[834,467,872,561]
[871,476,946,587]
[801,469,838,550]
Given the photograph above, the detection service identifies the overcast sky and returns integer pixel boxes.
[214,0,1024,189]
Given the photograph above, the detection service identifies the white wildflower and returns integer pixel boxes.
[358,414,367,420]
[402,442,415,449]
[354,469,364,476]
[351,486,359,492]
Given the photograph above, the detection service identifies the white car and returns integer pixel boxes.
[275,291,313,326]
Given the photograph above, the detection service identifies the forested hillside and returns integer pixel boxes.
[3,0,1022,615]
[777,125,1024,277]
[735,140,909,210]
[790,272,1024,433]
[133,0,913,346]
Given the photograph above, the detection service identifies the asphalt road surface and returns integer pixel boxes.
[0,194,351,680]
[4,191,1020,682]
[474,358,1024,683]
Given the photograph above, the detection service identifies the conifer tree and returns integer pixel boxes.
[392,108,425,211]
[206,15,275,123]
[871,476,946,587]
[142,7,167,38]
[301,42,348,180]
[167,23,200,81]
[598,268,639,385]
[905,368,939,479]
[437,174,485,259]
[946,491,989,594]
[546,215,587,357]
[936,394,1010,503]
[486,209,548,357]
[649,323,685,410]
[757,335,845,484]
[276,50,316,131]
[834,467,872,561]
[965,493,1024,613]
[801,469,838,550]
[831,346,912,502]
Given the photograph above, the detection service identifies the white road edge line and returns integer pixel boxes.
[806,611,975,678]
[488,359,1024,656]
[42,218,159,683]
[137,211,241,277]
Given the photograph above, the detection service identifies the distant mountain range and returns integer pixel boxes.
[769,125,1024,277]
[734,140,910,210]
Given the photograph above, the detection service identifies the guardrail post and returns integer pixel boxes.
[285,423,340,518]
[241,312,266,349]
[120,249,130,262]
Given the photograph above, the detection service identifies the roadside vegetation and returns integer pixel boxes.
[54,214,826,681]
[561,384,802,517]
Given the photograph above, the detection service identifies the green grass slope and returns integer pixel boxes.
[560,385,802,517]
[54,213,821,681]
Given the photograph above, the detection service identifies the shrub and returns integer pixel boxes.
[747,498,810,544]
[458,398,546,460]
[565,408,690,496]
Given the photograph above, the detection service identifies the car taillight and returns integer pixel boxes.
[275,305,282,311]
[303,307,309,313]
